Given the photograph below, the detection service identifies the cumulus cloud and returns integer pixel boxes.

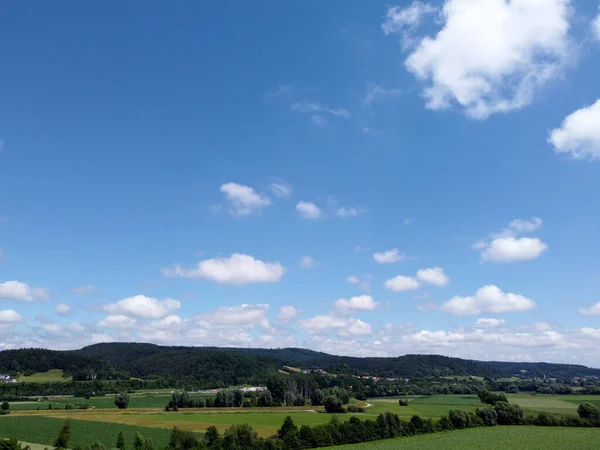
[417,267,450,287]
[299,315,372,336]
[162,253,285,285]
[0,309,23,323]
[55,303,72,315]
[296,201,322,219]
[476,218,548,263]
[475,318,506,328]
[299,256,318,269]
[269,183,292,198]
[442,285,536,315]
[384,275,420,292]
[481,236,548,263]
[373,248,404,264]
[549,99,600,160]
[103,295,181,319]
[594,9,600,40]
[195,304,270,329]
[220,182,271,216]
[41,324,63,334]
[0,281,51,302]
[98,315,137,329]
[276,305,299,323]
[384,0,572,119]
[579,302,600,316]
[334,295,378,312]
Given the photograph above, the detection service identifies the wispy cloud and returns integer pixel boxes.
[292,100,351,125]
[265,84,291,100]
[363,82,402,106]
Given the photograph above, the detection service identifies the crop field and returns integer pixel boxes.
[0,416,189,447]
[366,395,479,417]
[16,370,71,383]
[330,427,600,449]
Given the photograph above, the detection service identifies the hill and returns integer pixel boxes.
[1,343,599,383]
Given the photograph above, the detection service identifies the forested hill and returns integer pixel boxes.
[1,342,599,381]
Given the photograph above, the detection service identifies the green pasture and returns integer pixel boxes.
[331,426,600,449]
[17,370,71,383]
[0,416,189,447]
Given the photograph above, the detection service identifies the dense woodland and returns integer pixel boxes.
[2,343,600,383]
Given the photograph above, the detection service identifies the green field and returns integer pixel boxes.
[16,370,71,383]
[0,416,193,447]
[330,427,600,449]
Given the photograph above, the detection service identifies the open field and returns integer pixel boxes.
[330,427,600,450]
[0,416,190,447]
[17,370,71,383]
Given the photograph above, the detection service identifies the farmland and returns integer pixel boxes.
[0,415,188,448]
[16,370,71,383]
[330,427,600,450]
[2,392,600,446]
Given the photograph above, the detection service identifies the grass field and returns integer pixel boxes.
[331,427,600,449]
[16,370,71,383]
[0,416,194,447]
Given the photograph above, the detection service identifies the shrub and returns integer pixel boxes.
[347,405,365,413]
[398,399,409,406]
[324,395,345,413]
[114,393,129,410]
[476,406,498,426]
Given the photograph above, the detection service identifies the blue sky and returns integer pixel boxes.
[1,1,600,365]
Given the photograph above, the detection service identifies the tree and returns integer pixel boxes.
[204,426,221,449]
[398,399,409,406]
[233,390,244,408]
[258,389,273,407]
[88,442,107,450]
[53,420,72,449]
[133,433,144,450]
[114,392,130,409]
[278,416,301,449]
[167,426,200,450]
[116,431,126,450]
[0,400,10,415]
[476,406,498,426]
[310,389,324,407]
[324,395,344,413]
[577,402,600,422]
[494,402,524,425]
[223,424,259,450]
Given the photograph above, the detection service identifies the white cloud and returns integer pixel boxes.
[42,324,63,334]
[373,248,404,264]
[71,285,97,296]
[509,217,543,232]
[55,303,72,315]
[549,99,600,160]
[310,115,328,126]
[580,327,600,339]
[593,9,600,40]
[386,0,572,119]
[417,267,450,287]
[335,295,378,312]
[299,315,372,336]
[442,285,536,315]
[269,183,293,198]
[0,310,23,323]
[382,2,437,36]
[363,82,403,106]
[534,322,553,332]
[162,253,285,285]
[475,318,506,328]
[481,236,548,263]
[346,276,360,284]
[346,276,371,292]
[292,101,351,121]
[103,295,181,319]
[384,275,420,292]
[0,281,51,302]
[220,182,271,216]
[336,206,366,218]
[68,322,85,332]
[299,256,318,269]
[195,304,270,329]
[277,305,299,323]
[579,302,600,316]
[98,315,137,329]
[296,201,322,219]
